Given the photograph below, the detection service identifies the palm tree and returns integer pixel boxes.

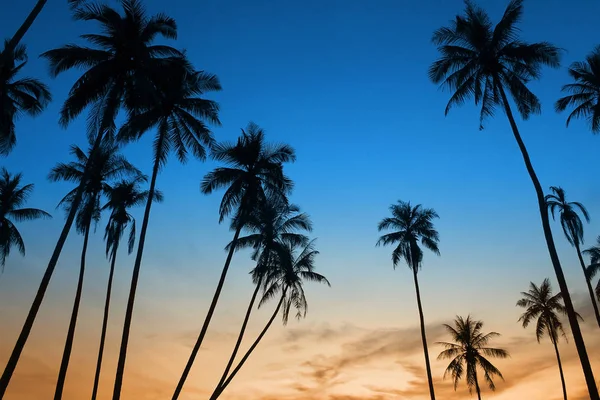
[172,123,295,399]
[517,279,572,400]
[555,45,600,133]
[0,40,51,155]
[0,168,51,268]
[429,1,598,397]
[211,197,312,395]
[376,200,440,400]
[91,177,162,400]
[211,240,330,399]
[584,237,600,302]
[545,186,598,327]
[437,315,509,400]
[0,2,184,395]
[48,137,140,400]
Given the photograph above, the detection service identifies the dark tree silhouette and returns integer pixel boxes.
[377,200,440,400]
[172,123,295,399]
[556,45,600,133]
[429,1,598,396]
[0,168,50,268]
[584,237,600,302]
[437,315,509,400]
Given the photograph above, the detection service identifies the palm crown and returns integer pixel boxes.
[584,237,600,300]
[545,186,590,247]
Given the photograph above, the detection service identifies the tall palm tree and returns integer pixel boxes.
[91,177,162,400]
[429,1,598,397]
[211,198,311,395]
[0,2,184,396]
[517,279,572,400]
[0,40,51,155]
[172,123,295,399]
[376,200,440,400]
[0,168,51,268]
[584,237,600,302]
[437,315,509,400]
[211,240,330,399]
[545,186,598,327]
[48,137,140,400]
[555,45,600,133]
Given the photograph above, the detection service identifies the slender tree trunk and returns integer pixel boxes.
[91,245,118,400]
[412,268,436,400]
[499,87,598,399]
[574,242,600,327]
[112,143,162,400]
[474,367,482,400]
[54,224,91,400]
[551,335,568,400]
[172,223,244,400]
[0,132,103,399]
[211,291,285,400]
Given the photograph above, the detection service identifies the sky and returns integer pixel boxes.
[0,0,599,399]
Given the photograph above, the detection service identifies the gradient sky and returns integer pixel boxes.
[1,0,599,399]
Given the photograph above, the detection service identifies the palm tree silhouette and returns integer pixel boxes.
[377,200,440,400]
[437,315,509,400]
[90,177,162,400]
[517,279,574,400]
[211,239,330,399]
[429,1,598,396]
[545,186,598,327]
[210,197,311,397]
[48,137,140,400]
[0,40,51,155]
[584,237,600,302]
[0,168,51,268]
[172,123,295,399]
[556,45,600,133]
[0,2,182,394]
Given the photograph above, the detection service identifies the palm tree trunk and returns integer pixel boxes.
[499,87,599,399]
[172,223,244,400]
[574,242,600,327]
[474,369,482,400]
[412,268,436,400]
[211,291,285,400]
[551,335,568,400]
[54,224,91,400]
[91,245,118,400]
[0,133,103,399]
[112,141,162,400]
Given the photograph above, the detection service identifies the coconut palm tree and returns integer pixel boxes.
[0,168,51,268]
[91,177,162,400]
[172,123,295,399]
[555,45,600,133]
[584,237,600,302]
[429,1,598,396]
[0,40,51,155]
[376,200,440,400]
[545,186,598,327]
[48,137,141,400]
[211,240,330,399]
[517,279,573,400]
[437,315,509,400]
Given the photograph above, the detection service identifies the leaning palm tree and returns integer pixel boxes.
[90,177,162,400]
[545,186,598,327]
[555,45,600,133]
[517,279,572,400]
[210,239,330,399]
[0,40,51,155]
[429,1,598,396]
[584,237,600,302]
[437,315,509,400]
[172,123,295,399]
[0,168,51,268]
[48,137,141,400]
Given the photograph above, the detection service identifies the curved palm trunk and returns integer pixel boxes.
[54,224,91,399]
[574,242,600,327]
[112,140,162,400]
[412,268,436,400]
[551,335,568,400]
[473,368,482,400]
[172,223,244,400]
[91,244,118,400]
[499,88,599,399]
[211,291,285,400]
[0,133,103,399]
